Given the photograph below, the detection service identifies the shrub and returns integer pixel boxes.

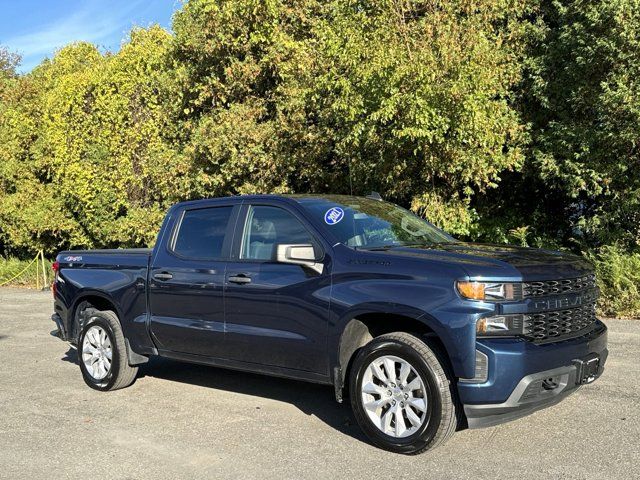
[589,246,640,319]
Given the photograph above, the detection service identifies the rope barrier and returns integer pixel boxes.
[0,250,48,288]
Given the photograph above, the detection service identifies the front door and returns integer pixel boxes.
[148,203,238,357]
[223,204,331,374]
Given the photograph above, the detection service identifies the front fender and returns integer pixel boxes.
[328,278,496,379]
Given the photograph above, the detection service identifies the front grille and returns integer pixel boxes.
[523,274,596,298]
[523,301,597,343]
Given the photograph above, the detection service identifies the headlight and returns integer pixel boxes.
[476,314,525,337]
[456,281,522,301]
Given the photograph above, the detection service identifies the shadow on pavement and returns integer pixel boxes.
[62,347,367,444]
[62,347,78,365]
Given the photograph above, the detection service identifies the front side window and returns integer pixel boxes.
[173,206,233,259]
[241,206,316,260]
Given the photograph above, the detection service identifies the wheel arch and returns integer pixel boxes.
[70,290,122,343]
[334,309,454,402]
[70,291,149,365]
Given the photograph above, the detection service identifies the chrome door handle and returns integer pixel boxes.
[228,274,251,284]
[153,272,173,281]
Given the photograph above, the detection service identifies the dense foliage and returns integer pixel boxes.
[0,0,639,316]
[0,0,536,252]
[475,0,640,251]
[589,246,640,318]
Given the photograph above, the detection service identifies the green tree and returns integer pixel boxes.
[0,46,20,92]
[302,0,531,235]
[173,0,531,235]
[0,27,185,254]
[483,0,640,250]
[171,0,318,197]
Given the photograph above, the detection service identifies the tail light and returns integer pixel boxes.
[52,261,59,297]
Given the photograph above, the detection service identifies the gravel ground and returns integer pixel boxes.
[0,288,638,480]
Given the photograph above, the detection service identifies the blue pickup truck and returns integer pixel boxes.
[51,194,608,454]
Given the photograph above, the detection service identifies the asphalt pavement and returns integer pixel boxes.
[0,288,638,479]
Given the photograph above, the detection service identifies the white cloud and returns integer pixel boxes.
[5,0,153,71]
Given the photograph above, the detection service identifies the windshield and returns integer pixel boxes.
[296,195,455,249]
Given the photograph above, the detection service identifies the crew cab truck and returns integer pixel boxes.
[51,194,608,454]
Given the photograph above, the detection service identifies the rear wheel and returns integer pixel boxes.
[349,332,457,454]
[78,309,138,391]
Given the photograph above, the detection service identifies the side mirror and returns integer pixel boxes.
[276,244,323,274]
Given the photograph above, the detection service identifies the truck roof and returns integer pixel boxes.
[171,193,377,209]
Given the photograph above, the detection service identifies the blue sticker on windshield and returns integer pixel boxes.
[324,207,344,225]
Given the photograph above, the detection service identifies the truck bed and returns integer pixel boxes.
[54,248,153,349]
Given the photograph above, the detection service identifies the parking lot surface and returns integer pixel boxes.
[0,288,638,479]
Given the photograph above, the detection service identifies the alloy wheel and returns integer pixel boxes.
[360,355,428,438]
[82,325,112,380]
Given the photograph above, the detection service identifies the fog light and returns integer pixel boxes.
[460,350,488,383]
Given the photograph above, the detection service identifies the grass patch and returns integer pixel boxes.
[0,256,53,289]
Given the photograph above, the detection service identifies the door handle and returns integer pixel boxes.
[153,272,173,281]
[228,274,251,285]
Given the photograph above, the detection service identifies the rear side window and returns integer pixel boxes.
[173,207,233,260]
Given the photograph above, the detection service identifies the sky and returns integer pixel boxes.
[0,0,180,73]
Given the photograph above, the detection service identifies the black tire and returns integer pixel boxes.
[349,332,457,454]
[77,309,138,391]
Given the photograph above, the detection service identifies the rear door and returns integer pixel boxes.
[223,202,332,374]
[148,202,239,356]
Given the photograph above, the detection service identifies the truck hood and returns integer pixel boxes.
[374,242,593,281]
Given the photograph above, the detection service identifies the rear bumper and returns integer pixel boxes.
[461,321,608,428]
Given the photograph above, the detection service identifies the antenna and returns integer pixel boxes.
[348,157,354,196]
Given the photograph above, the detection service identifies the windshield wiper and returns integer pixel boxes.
[359,245,397,251]
[357,242,430,251]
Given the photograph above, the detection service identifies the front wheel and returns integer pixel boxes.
[349,332,457,454]
[78,309,138,391]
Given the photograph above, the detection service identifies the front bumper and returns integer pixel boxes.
[461,321,608,429]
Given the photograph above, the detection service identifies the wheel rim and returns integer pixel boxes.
[82,325,112,380]
[360,355,428,438]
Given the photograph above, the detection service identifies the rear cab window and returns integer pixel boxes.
[172,206,234,260]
